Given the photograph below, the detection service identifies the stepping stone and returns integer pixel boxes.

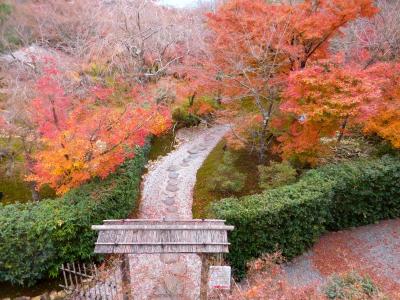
[198,144,207,151]
[163,275,184,295]
[167,165,179,172]
[189,154,199,159]
[152,284,173,299]
[162,197,175,205]
[163,190,176,197]
[161,189,176,197]
[166,206,176,213]
[182,157,191,163]
[166,185,179,192]
[167,179,179,185]
[168,261,187,275]
[187,148,199,154]
[160,254,178,264]
[181,161,189,167]
[151,294,173,300]
[168,172,179,179]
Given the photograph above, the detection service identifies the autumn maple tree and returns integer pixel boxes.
[275,58,400,165]
[193,0,400,166]
[186,0,378,163]
[27,67,171,194]
[275,60,379,165]
[4,0,399,193]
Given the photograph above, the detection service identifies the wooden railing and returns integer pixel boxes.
[60,260,125,300]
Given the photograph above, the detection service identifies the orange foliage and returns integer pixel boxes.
[286,0,377,68]
[276,61,400,165]
[363,63,400,148]
[276,62,378,165]
[365,109,400,148]
[275,121,329,166]
[187,100,214,116]
[27,69,171,194]
[206,0,377,75]
[183,0,378,160]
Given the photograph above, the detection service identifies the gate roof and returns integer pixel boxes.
[92,219,234,254]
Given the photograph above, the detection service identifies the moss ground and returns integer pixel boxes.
[193,139,263,218]
[148,131,177,162]
[0,138,54,204]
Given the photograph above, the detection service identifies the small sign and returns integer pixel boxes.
[208,266,231,290]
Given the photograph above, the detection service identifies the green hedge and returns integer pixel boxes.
[212,155,400,277]
[0,145,149,286]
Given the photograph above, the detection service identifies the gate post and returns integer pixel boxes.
[199,254,209,300]
[121,255,131,300]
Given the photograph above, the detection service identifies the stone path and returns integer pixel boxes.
[129,125,229,300]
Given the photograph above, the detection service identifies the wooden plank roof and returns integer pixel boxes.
[92,219,234,254]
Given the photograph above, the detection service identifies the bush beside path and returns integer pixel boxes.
[212,156,400,278]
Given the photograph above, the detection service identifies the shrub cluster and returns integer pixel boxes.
[258,161,297,190]
[212,155,400,277]
[324,272,381,300]
[0,145,149,286]
[172,97,219,127]
[209,152,246,194]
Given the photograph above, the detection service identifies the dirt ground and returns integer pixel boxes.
[284,219,400,298]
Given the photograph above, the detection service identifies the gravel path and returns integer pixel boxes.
[284,219,400,297]
[129,124,229,300]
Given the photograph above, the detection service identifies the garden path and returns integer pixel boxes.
[129,124,229,300]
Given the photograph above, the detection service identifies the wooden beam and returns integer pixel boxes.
[103,219,226,223]
[91,225,234,231]
[95,242,231,246]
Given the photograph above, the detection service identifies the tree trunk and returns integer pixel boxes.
[337,115,349,143]
[24,152,40,201]
[29,181,40,202]
[5,156,14,177]
[256,99,274,164]
[258,121,268,164]
[189,92,196,106]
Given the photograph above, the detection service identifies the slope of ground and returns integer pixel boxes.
[284,219,400,298]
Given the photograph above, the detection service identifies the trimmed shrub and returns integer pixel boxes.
[0,145,149,286]
[212,156,400,277]
[321,157,400,230]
